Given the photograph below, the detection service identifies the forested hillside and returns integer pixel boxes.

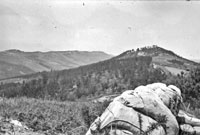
[0,56,166,101]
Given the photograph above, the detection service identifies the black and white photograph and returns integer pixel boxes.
[0,0,200,135]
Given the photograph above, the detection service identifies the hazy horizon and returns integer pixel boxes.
[1,0,200,59]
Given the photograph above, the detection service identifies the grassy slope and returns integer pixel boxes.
[0,50,112,79]
[0,61,34,79]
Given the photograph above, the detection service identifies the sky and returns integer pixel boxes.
[0,0,200,59]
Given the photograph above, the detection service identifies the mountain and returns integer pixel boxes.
[0,45,198,101]
[116,45,199,75]
[0,49,113,79]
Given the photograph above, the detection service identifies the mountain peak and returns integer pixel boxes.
[116,45,199,75]
[117,45,178,59]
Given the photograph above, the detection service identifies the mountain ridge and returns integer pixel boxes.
[0,50,113,79]
[0,45,199,83]
[4,49,112,54]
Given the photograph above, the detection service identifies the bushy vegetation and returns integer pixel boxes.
[0,97,110,135]
[164,67,200,109]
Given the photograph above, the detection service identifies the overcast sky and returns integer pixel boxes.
[0,0,200,59]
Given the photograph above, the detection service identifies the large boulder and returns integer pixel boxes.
[86,85,179,135]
